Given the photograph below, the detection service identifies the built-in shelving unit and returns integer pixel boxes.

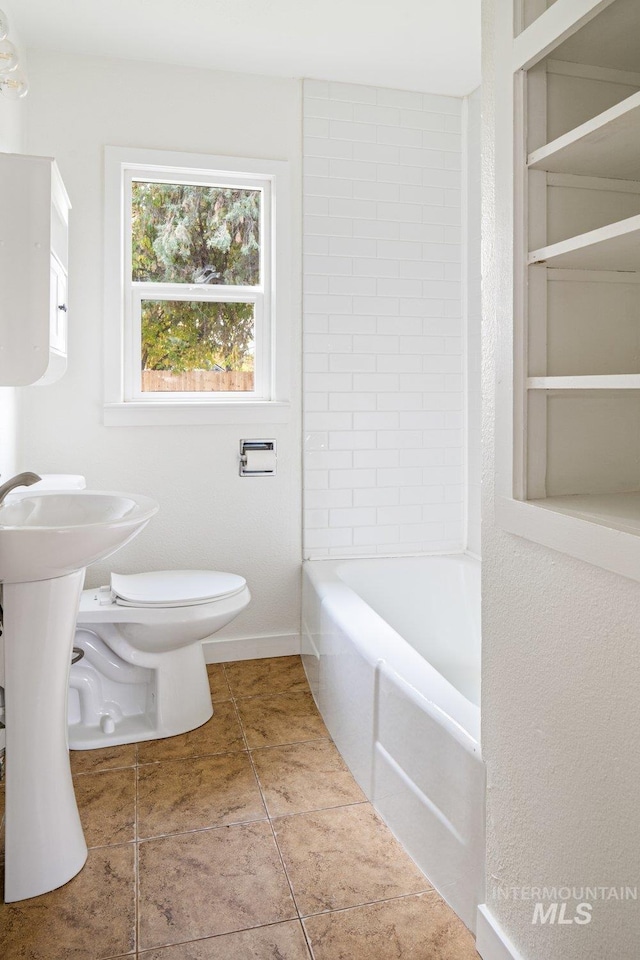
[527,375,640,389]
[499,0,640,580]
[531,492,640,536]
[528,90,640,180]
[528,214,640,270]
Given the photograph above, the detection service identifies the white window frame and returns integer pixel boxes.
[104,146,292,425]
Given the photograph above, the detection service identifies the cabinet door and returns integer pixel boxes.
[49,255,68,356]
[0,155,71,385]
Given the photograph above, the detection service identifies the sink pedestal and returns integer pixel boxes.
[0,487,158,900]
[3,569,87,902]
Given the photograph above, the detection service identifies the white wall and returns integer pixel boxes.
[0,0,27,481]
[482,2,640,957]
[19,51,302,646]
[302,79,465,557]
[465,87,481,557]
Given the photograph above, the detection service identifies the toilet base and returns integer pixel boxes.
[68,631,213,750]
[68,707,214,750]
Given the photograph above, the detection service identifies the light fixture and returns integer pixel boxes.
[0,8,27,99]
[0,68,27,99]
[0,38,18,74]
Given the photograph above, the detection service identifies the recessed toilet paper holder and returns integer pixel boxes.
[239,439,277,477]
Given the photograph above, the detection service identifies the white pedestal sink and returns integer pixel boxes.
[0,490,158,902]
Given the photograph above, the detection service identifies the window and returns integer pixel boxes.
[104,147,292,425]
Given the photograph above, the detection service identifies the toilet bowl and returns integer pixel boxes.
[68,569,250,750]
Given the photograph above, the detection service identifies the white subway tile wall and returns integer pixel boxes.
[303,79,464,558]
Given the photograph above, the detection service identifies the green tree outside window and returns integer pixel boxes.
[132,182,260,377]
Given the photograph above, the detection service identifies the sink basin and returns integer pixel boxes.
[0,490,159,583]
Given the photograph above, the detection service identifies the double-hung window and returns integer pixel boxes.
[104,147,291,425]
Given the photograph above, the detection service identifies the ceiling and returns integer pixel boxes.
[10,0,481,97]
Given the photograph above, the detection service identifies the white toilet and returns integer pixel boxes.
[68,569,250,749]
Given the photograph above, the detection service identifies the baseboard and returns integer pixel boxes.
[203,633,301,663]
[476,905,525,960]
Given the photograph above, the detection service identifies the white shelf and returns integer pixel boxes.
[551,0,640,75]
[527,375,640,389]
[528,214,640,270]
[513,0,616,71]
[531,491,640,537]
[528,90,640,180]
[496,493,640,584]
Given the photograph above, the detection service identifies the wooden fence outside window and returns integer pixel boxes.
[141,370,254,392]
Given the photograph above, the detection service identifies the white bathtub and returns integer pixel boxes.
[302,554,485,932]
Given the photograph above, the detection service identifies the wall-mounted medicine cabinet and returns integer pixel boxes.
[0,153,71,386]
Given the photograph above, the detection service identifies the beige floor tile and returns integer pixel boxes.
[273,803,431,916]
[225,656,309,699]
[137,702,245,764]
[0,844,135,960]
[2,657,475,960]
[252,740,366,817]
[206,663,232,702]
[137,752,267,838]
[138,821,297,950]
[138,920,311,959]
[304,893,479,960]
[70,742,137,776]
[74,767,136,848]
[237,692,329,747]
[0,782,5,865]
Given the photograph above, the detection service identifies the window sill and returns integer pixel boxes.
[496,494,640,583]
[103,400,292,427]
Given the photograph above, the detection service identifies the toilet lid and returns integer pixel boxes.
[110,570,247,608]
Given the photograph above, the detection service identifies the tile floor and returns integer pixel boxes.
[0,655,480,960]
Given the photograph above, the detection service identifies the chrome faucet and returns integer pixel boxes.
[0,472,42,506]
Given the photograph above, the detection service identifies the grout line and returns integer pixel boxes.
[83,838,137,853]
[299,886,440,922]
[132,798,371,846]
[237,690,303,925]
[72,763,137,777]
[235,696,306,941]
[247,736,332,753]
[135,814,270,845]
[136,748,249,769]
[300,916,317,960]
[222,690,265,819]
[134,729,352,769]
[233,689,318,701]
[266,810,302,923]
[134,743,140,958]
[136,748,249,768]
[134,916,314,957]
[67,839,136,853]
[248,731,331,750]
[268,798,369,823]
